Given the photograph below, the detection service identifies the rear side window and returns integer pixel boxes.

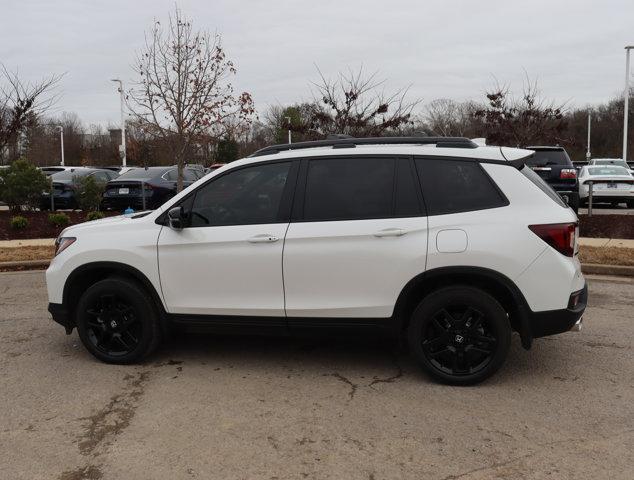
[415,158,508,215]
[303,157,394,221]
[520,166,567,207]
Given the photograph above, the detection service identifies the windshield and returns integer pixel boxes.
[587,166,630,176]
[51,169,91,181]
[592,159,628,168]
[525,150,570,166]
[117,168,164,180]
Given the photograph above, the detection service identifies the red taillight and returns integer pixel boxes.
[560,168,577,179]
[529,223,576,257]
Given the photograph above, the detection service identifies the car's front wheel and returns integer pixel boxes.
[75,277,161,364]
[408,286,511,385]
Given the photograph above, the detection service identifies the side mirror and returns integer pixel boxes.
[167,206,185,230]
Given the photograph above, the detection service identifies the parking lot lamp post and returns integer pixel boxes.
[111,78,127,167]
[586,111,591,161]
[57,125,64,166]
[624,46,634,163]
[285,116,292,144]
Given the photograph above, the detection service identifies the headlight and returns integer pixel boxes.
[55,237,76,256]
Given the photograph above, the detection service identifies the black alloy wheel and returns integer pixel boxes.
[421,306,496,377]
[408,286,511,385]
[85,294,142,357]
[76,277,161,364]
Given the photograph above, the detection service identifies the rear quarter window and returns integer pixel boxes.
[415,158,508,215]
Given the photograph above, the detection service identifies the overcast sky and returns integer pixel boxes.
[1,0,633,127]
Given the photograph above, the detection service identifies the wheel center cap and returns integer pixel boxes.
[455,334,465,344]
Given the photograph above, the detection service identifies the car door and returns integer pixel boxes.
[283,156,428,319]
[157,160,297,317]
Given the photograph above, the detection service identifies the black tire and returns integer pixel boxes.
[627,200,634,209]
[75,277,161,364]
[407,286,511,385]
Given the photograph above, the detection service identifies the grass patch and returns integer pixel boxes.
[0,245,55,262]
[579,246,634,266]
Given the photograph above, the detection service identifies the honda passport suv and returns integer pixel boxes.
[46,137,587,385]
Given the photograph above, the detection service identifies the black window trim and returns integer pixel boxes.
[156,158,299,227]
[413,155,510,216]
[291,154,426,223]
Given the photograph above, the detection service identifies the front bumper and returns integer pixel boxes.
[48,303,74,334]
[527,283,587,338]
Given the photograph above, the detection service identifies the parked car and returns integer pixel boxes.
[525,146,579,212]
[578,165,634,208]
[40,166,81,177]
[101,166,200,211]
[46,136,586,385]
[588,158,634,175]
[40,168,119,210]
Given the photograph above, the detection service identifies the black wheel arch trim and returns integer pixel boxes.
[392,265,535,349]
[61,261,168,332]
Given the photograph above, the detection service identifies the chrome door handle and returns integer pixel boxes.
[373,228,407,237]
[247,234,280,243]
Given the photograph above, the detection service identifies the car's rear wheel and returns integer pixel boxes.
[75,277,161,364]
[408,286,511,385]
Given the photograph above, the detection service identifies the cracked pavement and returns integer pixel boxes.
[1,271,633,479]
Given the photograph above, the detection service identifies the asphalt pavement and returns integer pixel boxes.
[1,271,633,480]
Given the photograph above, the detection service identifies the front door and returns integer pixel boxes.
[158,161,295,317]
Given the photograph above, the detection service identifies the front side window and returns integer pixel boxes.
[188,162,291,227]
[303,157,395,221]
[416,158,508,215]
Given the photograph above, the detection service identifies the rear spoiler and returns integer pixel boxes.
[499,147,534,169]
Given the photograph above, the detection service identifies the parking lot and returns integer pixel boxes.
[1,271,633,480]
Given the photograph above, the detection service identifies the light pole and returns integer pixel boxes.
[111,78,127,167]
[285,116,292,144]
[623,46,634,163]
[57,125,65,166]
[586,111,591,162]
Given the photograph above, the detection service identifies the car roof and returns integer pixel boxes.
[239,142,532,165]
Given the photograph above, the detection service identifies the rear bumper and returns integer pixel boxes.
[527,283,587,338]
[48,302,74,334]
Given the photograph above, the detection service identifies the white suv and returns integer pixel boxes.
[46,137,587,384]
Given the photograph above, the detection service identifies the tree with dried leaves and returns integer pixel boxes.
[425,98,478,137]
[307,67,420,138]
[0,65,62,163]
[473,79,567,147]
[129,7,255,191]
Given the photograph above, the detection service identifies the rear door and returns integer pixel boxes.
[283,155,428,319]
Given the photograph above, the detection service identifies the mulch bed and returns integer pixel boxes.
[0,211,119,240]
[578,214,634,239]
[1,210,632,241]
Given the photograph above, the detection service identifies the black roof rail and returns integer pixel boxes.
[250,136,479,157]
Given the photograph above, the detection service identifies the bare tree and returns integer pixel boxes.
[0,65,62,163]
[129,7,255,191]
[425,98,478,137]
[473,78,567,146]
[308,66,421,137]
